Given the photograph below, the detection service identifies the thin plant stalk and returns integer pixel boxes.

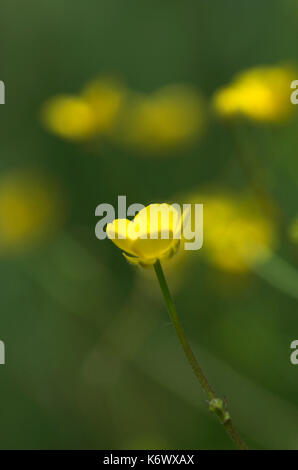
[253,251,298,301]
[154,259,248,450]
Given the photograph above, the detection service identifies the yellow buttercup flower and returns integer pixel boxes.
[82,77,126,133]
[41,95,98,140]
[213,65,296,123]
[186,191,277,272]
[106,203,185,267]
[121,84,205,152]
[0,170,64,254]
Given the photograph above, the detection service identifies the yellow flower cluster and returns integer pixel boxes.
[186,191,277,272]
[42,63,296,155]
[213,65,296,123]
[0,170,64,254]
[40,64,294,270]
[42,79,205,151]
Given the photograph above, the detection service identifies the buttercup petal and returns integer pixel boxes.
[106,219,137,256]
[131,237,177,260]
[133,203,180,239]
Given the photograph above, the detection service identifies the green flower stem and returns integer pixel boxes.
[153,259,247,450]
[253,251,298,301]
[227,121,272,206]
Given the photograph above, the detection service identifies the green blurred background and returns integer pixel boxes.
[0,0,298,450]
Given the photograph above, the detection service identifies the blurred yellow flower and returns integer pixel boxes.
[41,78,126,141]
[121,84,205,152]
[82,77,126,133]
[0,170,64,254]
[289,217,298,244]
[106,203,183,267]
[187,191,277,272]
[41,95,98,140]
[213,65,296,123]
